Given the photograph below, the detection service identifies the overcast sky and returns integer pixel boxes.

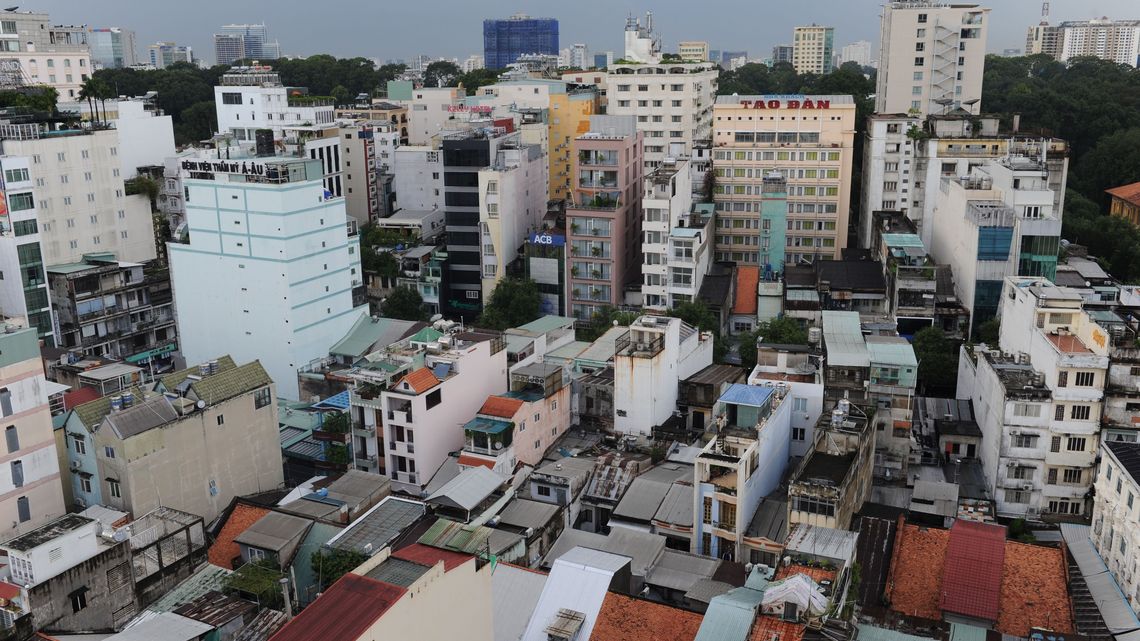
[26,0,1139,64]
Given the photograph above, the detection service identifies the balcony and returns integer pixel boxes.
[615,331,665,359]
[579,151,618,166]
[387,409,412,424]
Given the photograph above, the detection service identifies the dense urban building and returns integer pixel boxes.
[213,22,280,65]
[1027,18,1140,67]
[711,94,856,265]
[86,27,136,69]
[0,156,54,345]
[482,14,559,70]
[0,10,92,100]
[875,1,990,116]
[792,25,835,74]
[147,41,194,68]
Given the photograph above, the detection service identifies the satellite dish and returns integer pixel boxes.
[195,400,207,410]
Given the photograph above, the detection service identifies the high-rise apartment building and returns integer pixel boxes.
[792,25,835,74]
[711,95,856,266]
[837,40,873,68]
[0,125,157,267]
[479,141,548,300]
[0,320,66,539]
[566,116,643,320]
[0,156,54,345]
[1024,23,1063,59]
[169,156,367,400]
[213,23,280,65]
[147,42,194,69]
[569,44,589,69]
[771,45,794,66]
[605,62,718,171]
[875,2,990,116]
[87,28,136,69]
[0,11,93,100]
[482,14,559,70]
[641,159,714,311]
[1047,19,1140,67]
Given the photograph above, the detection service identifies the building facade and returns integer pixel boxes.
[875,2,990,116]
[1092,441,1140,614]
[0,156,54,344]
[641,160,714,311]
[0,322,65,539]
[87,28,136,69]
[792,25,835,75]
[712,95,856,265]
[483,14,559,70]
[169,157,367,400]
[1049,19,1140,67]
[0,126,157,267]
[0,11,93,100]
[213,23,280,65]
[678,41,710,62]
[147,42,193,69]
[566,116,644,320]
[838,40,873,68]
[478,141,547,300]
[604,62,718,171]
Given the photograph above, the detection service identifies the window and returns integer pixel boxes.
[73,434,86,455]
[1050,436,1061,452]
[1013,403,1041,418]
[537,485,551,497]
[1067,437,1086,452]
[253,387,271,409]
[70,587,88,613]
[11,460,22,487]
[3,168,28,183]
[1062,468,1082,484]
[792,427,805,441]
[1057,371,1067,387]
[5,425,18,453]
[1012,434,1037,448]
[16,496,29,522]
[80,476,92,493]
[1004,489,1026,504]
[426,389,442,409]
[104,445,115,459]
[222,92,242,104]
[1075,371,1095,387]
[108,480,121,498]
[703,497,712,524]
[1071,405,1091,421]
[216,414,225,426]
[1054,405,1065,421]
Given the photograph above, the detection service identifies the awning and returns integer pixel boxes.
[463,417,513,435]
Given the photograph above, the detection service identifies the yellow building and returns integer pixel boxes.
[678,41,710,62]
[1107,182,1140,226]
[712,95,856,263]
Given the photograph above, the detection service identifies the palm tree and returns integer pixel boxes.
[92,78,113,125]
[78,78,97,124]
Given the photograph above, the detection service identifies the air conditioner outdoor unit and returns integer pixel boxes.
[69,460,81,471]
[1022,483,1033,491]
[1010,430,1020,436]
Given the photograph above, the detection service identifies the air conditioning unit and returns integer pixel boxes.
[1022,483,1034,491]
[1007,461,1018,468]
[1010,430,1020,436]
[69,460,81,472]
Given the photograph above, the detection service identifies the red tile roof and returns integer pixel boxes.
[479,395,524,418]
[590,592,703,641]
[1047,333,1091,354]
[392,542,472,572]
[457,454,496,470]
[775,564,837,585]
[268,573,405,641]
[0,581,21,601]
[886,521,1075,636]
[1107,181,1140,208]
[940,520,1006,622]
[63,387,100,411]
[749,615,807,641]
[734,266,760,316]
[208,503,271,569]
[396,367,440,394]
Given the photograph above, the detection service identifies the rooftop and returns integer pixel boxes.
[267,573,405,641]
[1107,441,1140,484]
[591,592,704,641]
[326,497,425,554]
[234,511,312,556]
[886,521,1075,636]
[940,520,1006,622]
[797,452,855,486]
[613,464,692,523]
[209,504,271,568]
[426,465,505,512]
[718,383,774,408]
[822,311,870,368]
[392,366,441,394]
[478,395,524,418]
[1107,181,1140,208]
[2,514,95,552]
[733,266,760,316]
[1046,333,1092,354]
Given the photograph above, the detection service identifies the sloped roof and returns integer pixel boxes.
[267,574,405,641]
[940,520,1006,622]
[592,592,704,641]
[718,383,774,408]
[1108,441,1140,484]
[188,361,273,406]
[479,395,524,418]
[1107,181,1140,208]
[209,503,271,569]
[492,564,548,641]
[328,315,424,358]
[394,366,440,394]
[62,386,99,411]
[734,266,760,316]
[392,542,472,572]
[72,386,147,430]
[326,497,425,554]
[426,466,505,511]
[160,355,237,391]
[499,498,560,530]
[103,395,180,439]
[235,511,312,560]
[653,482,694,527]
[614,464,692,523]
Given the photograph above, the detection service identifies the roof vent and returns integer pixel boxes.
[545,608,586,641]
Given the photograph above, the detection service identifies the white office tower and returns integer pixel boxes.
[0,156,54,345]
[169,157,367,400]
[875,1,990,116]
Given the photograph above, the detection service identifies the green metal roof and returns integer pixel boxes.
[881,233,924,249]
[858,625,936,641]
[514,315,576,336]
[408,326,443,344]
[866,336,919,368]
[462,417,513,435]
[418,518,493,554]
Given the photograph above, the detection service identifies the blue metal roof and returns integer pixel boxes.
[312,391,351,410]
[718,383,774,408]
[463,416,513,435]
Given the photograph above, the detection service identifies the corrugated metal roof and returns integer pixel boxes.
[326,497,425,554]
[104,396,180,439]
[866,336,918,368]
[653,483,694,527]
[784,524,858,564]
[492,564,548,641]
[520,548,627,641]
[514,315,576,336]
[328,315,422,358]
[881,233,924,249]
[111,612,213,641]
[822,311,870,367]
[499,498,560,530]
[614,465,692,523]
[857,624,935,641]
[267,574,405,641]
[1060,523,1140,634]
[693,579,768,641]
[426,466,505,511]
[543,528,665,578]
[645,549,720,592]
[718,383,774,408]
[940,520,1006,622]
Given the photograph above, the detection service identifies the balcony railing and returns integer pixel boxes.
[614,331,665,358]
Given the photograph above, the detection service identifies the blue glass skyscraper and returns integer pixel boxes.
[483,14,559,69]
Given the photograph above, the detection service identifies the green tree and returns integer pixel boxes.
[0,86,58,113]
[331,84,352,107]
[666,301,719,333]
[1073,127,1140,207]
[383,286,427,321]
[311,549,368,590]
[479,278,542,330]
[755,317,809,346]
[913,327,958,393]
[177,101,218,144]
[423,61,461,88]
[1062,189,1140,282]
[456,68,502,93]
[975,318,1000,346]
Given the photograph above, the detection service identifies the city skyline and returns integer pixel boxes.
[21,0,1139,65]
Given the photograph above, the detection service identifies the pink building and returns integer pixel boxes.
[460,363,571,472]
[566,115,644,320]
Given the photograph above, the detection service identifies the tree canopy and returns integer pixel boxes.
[478,278,542,330]
[423,61,461,88]
[383,286,427,321]
[912,327,959,395]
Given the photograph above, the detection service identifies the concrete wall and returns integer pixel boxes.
[28,540,136,633]
[358,557,494,641]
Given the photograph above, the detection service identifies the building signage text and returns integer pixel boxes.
[447,105,493,113]
[738,98,831,110]
[530,233,565,247]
